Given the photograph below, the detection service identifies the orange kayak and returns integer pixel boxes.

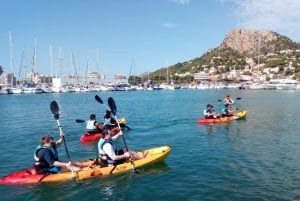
[197,110,247,124]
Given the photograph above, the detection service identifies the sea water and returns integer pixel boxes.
[0,89,300,201]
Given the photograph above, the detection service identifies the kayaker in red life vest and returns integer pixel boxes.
[203,104,220,119]
[34,133,93,174]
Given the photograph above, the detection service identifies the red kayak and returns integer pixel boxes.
[80,118,127,143]
[80,132,102,143]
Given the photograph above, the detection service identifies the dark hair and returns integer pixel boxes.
[90,114,96,120]
[102,129,109,138]
[40,135,54,145]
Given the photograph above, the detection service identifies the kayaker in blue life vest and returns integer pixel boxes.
[34,133,92,174]
[98,129,147,167]
[86,113,104,134]
[204,104,220,119]
[221,104,235,117]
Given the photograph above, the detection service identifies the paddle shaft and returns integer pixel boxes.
[50,101,78,182]
[56,119,72,160]
[108,97,138,173]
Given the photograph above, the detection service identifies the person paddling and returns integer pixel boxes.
[34,133,93,174]
[203,104,220,119]
[221,104,235,117]
[224,95,234,105]
[97,129,147,167]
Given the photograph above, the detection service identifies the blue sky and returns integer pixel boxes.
[1,0,300,79]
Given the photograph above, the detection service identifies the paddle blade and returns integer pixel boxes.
[95,95,103,104]
[50,101,60,120]
[236,97,242,100]
[108,97,117,115]
[76,119,85,123]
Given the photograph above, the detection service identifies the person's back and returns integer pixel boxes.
[86,114,103,133]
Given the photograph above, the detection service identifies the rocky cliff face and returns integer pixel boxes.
[220,29,280,56]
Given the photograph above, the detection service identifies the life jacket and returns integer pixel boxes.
[86,120,96,130]
[221,107,226,115]
[204,108,213,115]
[34,145,59,174]
[34,145,58,162]
[100,140,117,166]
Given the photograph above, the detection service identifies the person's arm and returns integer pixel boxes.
[112,130,123,141]
[56,133,64,147]
[53,161,71,168]
[95,121,103,130]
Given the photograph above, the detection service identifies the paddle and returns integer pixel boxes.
[50,101,79,182]
[95,95,131,130]
[218,97,241,102]
[76,119,86,123]
[107,97,139,174]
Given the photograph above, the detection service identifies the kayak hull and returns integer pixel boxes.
[197,110,247,124]
[80,133,102,143]
[0,145,171,185]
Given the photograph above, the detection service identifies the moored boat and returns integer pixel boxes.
[197,110,247,124]
[0,145,171,185]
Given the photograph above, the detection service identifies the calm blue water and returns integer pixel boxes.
[1,89,300,201]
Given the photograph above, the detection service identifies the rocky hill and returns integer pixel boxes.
[220,29,298,57]
[140,28,300,84]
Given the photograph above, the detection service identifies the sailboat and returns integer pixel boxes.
[159,60,175,90]
[22,39,44,94]
[7,32,22,94]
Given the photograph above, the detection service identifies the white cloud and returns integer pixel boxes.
[169,0,190,5]
[162,22,177,28]
[228,0,300,41]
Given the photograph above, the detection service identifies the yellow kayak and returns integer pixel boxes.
[0,145,171,185]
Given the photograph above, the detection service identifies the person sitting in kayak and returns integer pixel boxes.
[204,104,220,119]
[86,114,104,134]
[34,134,93,174]
[224,95,234,105]
[103,110,116,129]
[221,104,235,117]
[98,129,147,167]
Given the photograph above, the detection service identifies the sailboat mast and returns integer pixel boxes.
[59,48,63,78]
[50,45,53,76]
[9,31,15,86]
[32,38,37,73]
[96,48,99,74]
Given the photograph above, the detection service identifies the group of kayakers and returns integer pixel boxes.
[203,95,236,119]
[33,109,146,174]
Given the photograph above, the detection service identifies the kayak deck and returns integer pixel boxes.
[0,145,171,185]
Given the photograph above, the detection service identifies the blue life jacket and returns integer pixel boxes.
[34,145,58,162]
